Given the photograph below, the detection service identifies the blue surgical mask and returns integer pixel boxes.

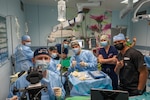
[72,48,80,55]
[64,44,68,48]
[51,53,57,58]
[100,41,108,47]
[35,60,49,71]
[25,42,31,46]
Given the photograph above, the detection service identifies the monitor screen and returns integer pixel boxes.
[91,88,129,100]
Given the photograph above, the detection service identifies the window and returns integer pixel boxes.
[0,16,8,66]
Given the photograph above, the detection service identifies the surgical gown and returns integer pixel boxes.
[48,58,60,75]
[8,70,66,100]
[68,50,97,73]
[15,44,33,72]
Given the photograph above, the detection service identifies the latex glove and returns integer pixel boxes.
[72,60,77,67]
[53,87,62,97]
[80,61,88,67]
[9,96,18,100]
[57,64,61,71]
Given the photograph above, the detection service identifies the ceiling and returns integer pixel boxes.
[22,0,128,10]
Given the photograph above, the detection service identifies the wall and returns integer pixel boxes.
[24,5,58,46]
[25,4,113,47]
[112,10,131,36]
[130,6,150,47]
[0,0,25,99]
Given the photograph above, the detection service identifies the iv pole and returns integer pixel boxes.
[57,0,66,84]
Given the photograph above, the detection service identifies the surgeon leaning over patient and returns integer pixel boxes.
[8,47,65,100]
[68,40,97,73]
[14,35,33,72]
[113,33,148,96]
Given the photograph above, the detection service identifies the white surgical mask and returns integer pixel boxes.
[35,60,49,71]
[72,48,80,55]
[25,42,31,46]
[51,53,57,58]
[64,44,68,48]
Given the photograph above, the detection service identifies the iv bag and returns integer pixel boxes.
[57,0,66,22]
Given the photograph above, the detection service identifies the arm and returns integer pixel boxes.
[130,37,136,47]
[98,55,117,64]
[84,51,97,70]
[114,60,124,75]
[24,47,34,59]
[137,65,148,91]
[134,51,148,91]
[67,56,76,73]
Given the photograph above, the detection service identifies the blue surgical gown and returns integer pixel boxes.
[68,50,97,73]
[48,58,60,75]
[15,44,33,72]
[8,70,66,100]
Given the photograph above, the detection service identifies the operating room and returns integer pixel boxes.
[0,0,150,100]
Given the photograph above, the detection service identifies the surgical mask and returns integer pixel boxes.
[64,44,68,48]
[51,53,57,58]
[100,41,108,47]
[72,48,80,55]
[114,43,124,50]
[127,39,130,42]
[25,42,31,46]
[35,60,49,71]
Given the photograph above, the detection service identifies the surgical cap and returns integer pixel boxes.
[34,48,50,57]
[71,40,79,47]
[100,35,109,41]
[113,33,125,42]
[21,35,31,41]
[63,39,70,43]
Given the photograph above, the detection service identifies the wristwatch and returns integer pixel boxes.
[137,90,143,95]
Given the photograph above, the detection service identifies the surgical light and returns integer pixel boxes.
[57,0,66,22]
[132,0,150,22]
[121,0,139,4]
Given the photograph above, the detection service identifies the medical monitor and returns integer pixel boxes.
[91,88,129,100]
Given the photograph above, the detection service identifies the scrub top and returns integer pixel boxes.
[48,58,60,75]
[117,48,146,96]
[99,46,118,89]
[55,44,68,55]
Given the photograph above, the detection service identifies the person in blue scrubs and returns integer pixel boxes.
[48,46,61,75]
[68,40,97,73]
[14,35,33,73]
[98,35,118,89]
[8,48,66,100]
[55,39,70,59]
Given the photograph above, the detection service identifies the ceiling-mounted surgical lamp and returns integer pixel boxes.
[120,0,133,19]
[132,0,150,22]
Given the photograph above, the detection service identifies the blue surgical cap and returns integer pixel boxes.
[34,48,50,57]
[113,33,125,42]
[21,35,31,41]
